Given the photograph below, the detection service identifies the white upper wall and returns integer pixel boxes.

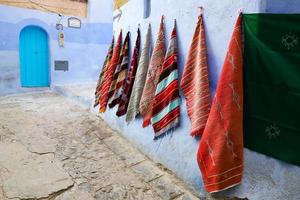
[112,0,264,94]
[88,0,113,23]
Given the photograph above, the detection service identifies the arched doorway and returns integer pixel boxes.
[19,26,50,87]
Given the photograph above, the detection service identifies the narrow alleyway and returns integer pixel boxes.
[0,92,199,200]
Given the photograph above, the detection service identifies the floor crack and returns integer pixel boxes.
[146,174,164,183]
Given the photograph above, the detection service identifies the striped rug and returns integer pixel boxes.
[197,14,243,193]
[99,30,123,113]
[126,24,152,122]
[139,17,166,127]
[180,15,211,137]
[108,32,130,108]
[94,37,114,107]
[116,28,141,117]
[151,21,180,139]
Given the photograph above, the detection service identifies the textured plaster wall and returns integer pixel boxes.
[98,0,300,199]
[0,0,113,95]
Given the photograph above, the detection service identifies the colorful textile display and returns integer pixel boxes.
[108,32,130,108]
[197,14,243,193]
[116,28,141,117]
[99,30,123,113]
[244,14,300,166]
[180,15,211,137]
[126,24,152,122]
[94,37,114,107]
[139,17,166,127]
[151,21,180,138]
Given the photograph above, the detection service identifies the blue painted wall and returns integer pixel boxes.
[96,0,300,199]
[0,0,113,95]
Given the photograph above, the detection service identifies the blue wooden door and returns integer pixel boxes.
[19,26,49,87]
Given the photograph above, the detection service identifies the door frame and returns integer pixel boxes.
[19,25,51,87]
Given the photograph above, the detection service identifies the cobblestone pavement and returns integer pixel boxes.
[0,92,200,200]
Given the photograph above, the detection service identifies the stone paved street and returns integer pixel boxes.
[0,92,199,200]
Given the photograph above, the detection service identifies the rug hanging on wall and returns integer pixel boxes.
[116,28,141,117]
[197,14,243,193]
[181,14,211,137]
[244,14,300,166]
[99,30,123,113]
[109,32,130,108]
[151,20,180,139]
[94,37,114,107]
[126,24,152,122]
[140,16,166,127]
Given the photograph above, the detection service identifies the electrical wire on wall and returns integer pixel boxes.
[28,0,60,15]
[113,9,123,22]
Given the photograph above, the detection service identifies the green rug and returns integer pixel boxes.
[244,14,300,166]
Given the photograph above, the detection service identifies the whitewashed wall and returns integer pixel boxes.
[99,0,300,199]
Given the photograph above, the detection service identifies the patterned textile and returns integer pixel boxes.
[99,30,123,113]
[126,25,152,122]
[244,14,300,166]
[94,37,114,107]
[139,17,166,127]
[151,21,180,138]
[197,14,243,193]
[180,15,211,137]
[116,28,141,117]
[108,32,130,108]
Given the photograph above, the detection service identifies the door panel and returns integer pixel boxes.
[19,26,50,87]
